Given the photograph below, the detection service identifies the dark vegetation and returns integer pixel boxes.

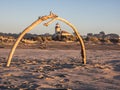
[86,31,120,44]
[0,31,119,44]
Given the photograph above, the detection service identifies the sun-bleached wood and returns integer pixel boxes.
[6,12,86,67]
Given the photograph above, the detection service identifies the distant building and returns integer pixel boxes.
[53,23,73,41]
[61,30,72,36]
[55,23,61,34]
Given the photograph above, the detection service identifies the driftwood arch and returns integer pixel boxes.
[6,12,86,67]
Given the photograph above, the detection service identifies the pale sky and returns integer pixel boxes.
[0,0,120,35]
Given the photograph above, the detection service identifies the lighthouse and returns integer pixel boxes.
[54,23,61,40]
[55,23,61,34]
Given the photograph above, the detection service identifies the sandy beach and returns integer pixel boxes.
[0,48,120,90]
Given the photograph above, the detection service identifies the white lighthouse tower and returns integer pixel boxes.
[55,23,61,34]
[54,23,61,40]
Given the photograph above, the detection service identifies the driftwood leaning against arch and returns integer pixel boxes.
[6,12,86,67]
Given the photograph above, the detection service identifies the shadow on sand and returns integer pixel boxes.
[105,60,120,72]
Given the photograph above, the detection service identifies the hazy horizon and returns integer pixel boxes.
[0,0,120,35]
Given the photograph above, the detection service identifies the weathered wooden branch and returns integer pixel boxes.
[6,12,86,67]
